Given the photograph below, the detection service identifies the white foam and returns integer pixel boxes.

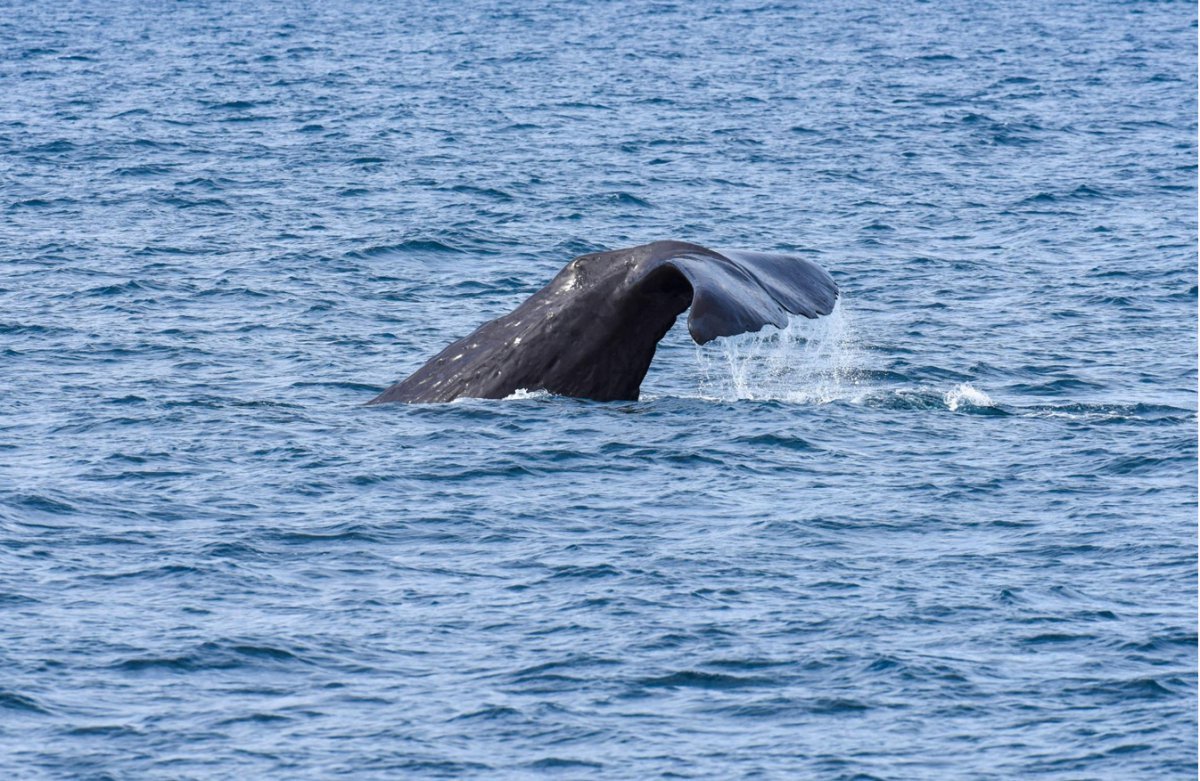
[503,388,550,401]
[944,383,994,411]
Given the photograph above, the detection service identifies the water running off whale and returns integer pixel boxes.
[369,240,839,404]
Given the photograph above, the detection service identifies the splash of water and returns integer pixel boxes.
[944,383,994,411]
[693,303,863,403]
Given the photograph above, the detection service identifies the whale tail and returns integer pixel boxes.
[369,240,838,404]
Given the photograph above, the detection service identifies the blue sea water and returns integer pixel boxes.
[1,0,1196,777]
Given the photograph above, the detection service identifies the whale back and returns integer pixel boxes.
[368,241,838,404]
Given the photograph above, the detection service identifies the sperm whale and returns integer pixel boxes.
[368,240,838,404]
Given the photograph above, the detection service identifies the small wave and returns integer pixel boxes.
[449,705,521,722]
[638,670,770,690]
[734,433,815,451]
[445,184,514,201]
[808,697,871,714]
[14,493,78,515]
[111,164,174,177]
[114,640,311,673]
[267,526,382,545]
[205,100,260,111]
[68,724,143,736]
[609,191,653,207]
[214,712,291,727]
[132,245,206,256]
[547,563,621,580]
[527,758,603,770]
[1020,402,1191,423]
[28,140,75,153]
[345,239,468,258]
[0,690,52,715]
[8,198,77,210]
[1018,185,1114,205]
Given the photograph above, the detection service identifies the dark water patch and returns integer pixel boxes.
[0,592,40,607]
[808,698,871,715]
[608,192,653,208]
[26,140,75,155]
[1022,632,1098,645]
[65,723,143,739]
[196,285,269,298]
[0,321,75,336]
[1069,677,1177,701]
[547,564,622,580]
[175,176,231,190]
[1009,377,1104,395]
[1018,185,1116,205]
[527,757,604,770]
[111,164,176,177]
[219,115,274,123]
[114,641,310,674]
[12,494,78,515]
[84,564,200,583]
[1102,451,1193,476]
[734,433,816,450]
[82,279,165,296]
[204,100,262,111]
[385,759,494,775]
[1119,632,1198,654]
[84,468,200,482]
[291,380,380,393]
[214,712,291,727]
[445,184,515,201]
[8,197,78,210]
[448,705,522,722]
[0,690,52,715]
[132,245,208,256]
[705,657,791,672]
[638,671,771,690]
[265,526,384,545]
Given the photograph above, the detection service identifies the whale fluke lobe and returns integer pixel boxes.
[369,241,838,404]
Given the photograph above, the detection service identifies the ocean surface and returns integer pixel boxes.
[1,1,1196,778]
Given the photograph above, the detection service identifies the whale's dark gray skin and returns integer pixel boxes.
[368,240,838,404]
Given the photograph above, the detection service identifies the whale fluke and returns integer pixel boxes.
[369,240,838,404]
